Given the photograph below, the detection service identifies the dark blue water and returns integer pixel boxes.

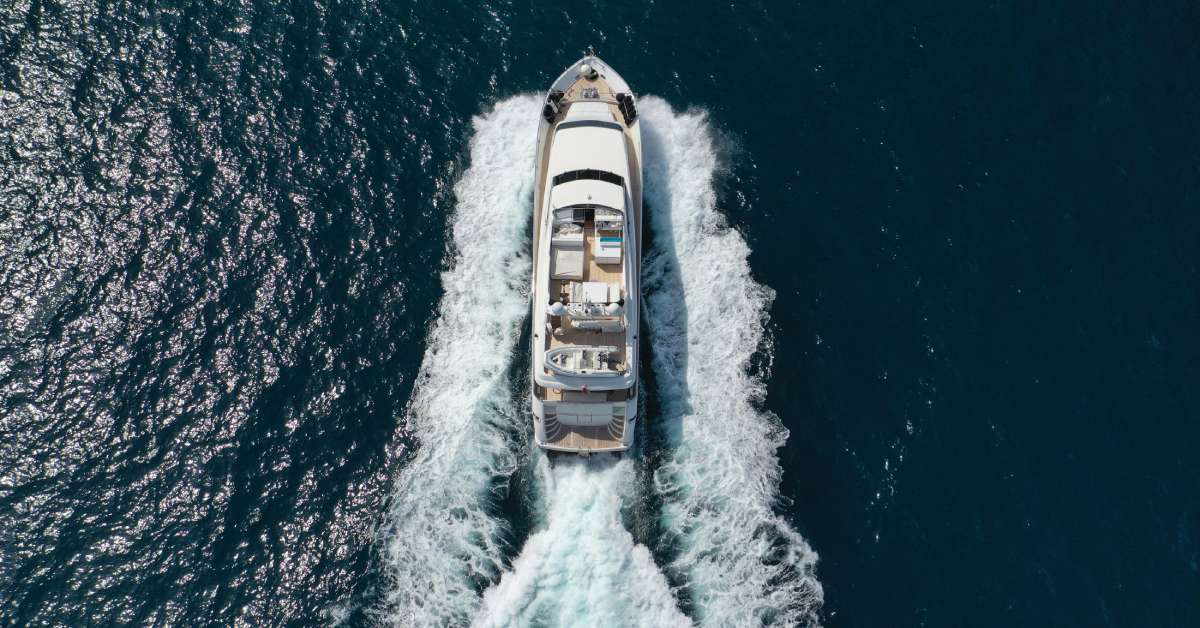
[2,1,1197,626]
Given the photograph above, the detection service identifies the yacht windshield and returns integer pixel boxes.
[552,169,624,187]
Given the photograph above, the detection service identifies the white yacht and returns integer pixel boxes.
[530,53,642,454]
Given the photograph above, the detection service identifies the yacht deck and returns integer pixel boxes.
[533,74,642,257]
[532,59,641,453]
[543,219,627,367]
[543,424,624,452]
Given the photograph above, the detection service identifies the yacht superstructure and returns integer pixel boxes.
[530,54,642,453]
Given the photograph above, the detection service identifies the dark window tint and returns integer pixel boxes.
[552,169,624,187]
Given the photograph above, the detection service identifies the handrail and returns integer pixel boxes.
[559,97,620,106]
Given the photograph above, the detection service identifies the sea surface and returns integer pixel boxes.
[2,1,1198,626]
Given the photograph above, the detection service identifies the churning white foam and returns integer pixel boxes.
[377,95,541,626]
[640,97,825,626]
[474,456,691,628]
[380,93,820,627]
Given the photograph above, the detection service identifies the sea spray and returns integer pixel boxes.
[378,95,541,625]
[640,97,825,626]
[474,456,691,628]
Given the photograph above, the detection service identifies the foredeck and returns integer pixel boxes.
[561,74,624,119]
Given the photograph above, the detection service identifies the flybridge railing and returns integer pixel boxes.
[558,96,621,107]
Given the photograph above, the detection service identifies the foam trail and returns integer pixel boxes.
[640,97,825,626]
[474,457,692,628]
[378,95,541,626]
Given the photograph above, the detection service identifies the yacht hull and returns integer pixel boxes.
[530,55,643,454]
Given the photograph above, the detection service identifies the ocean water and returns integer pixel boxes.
[2,1,1197,627]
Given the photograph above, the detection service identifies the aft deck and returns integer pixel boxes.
[543,416,627,452]
[542,386,631,403]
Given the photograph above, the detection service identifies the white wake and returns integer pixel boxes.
[380,93,821,627]
[640,97,825,626]
[377,95,541,626]
[474,457,690,627]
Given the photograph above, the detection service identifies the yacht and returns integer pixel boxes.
[530,53,642,454]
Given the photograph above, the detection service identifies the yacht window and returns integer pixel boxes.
[552,169,624,187]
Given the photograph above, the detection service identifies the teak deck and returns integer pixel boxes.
[545,425,622,451]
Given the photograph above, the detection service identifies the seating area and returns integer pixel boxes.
[549,280,624,334]
[550,217,584,279]
[572,281,618,304]
[593,207,623,265]
[544,206,628,366]
[551,245,583,280]
[548,207,623,283]
[593,235,622,264]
